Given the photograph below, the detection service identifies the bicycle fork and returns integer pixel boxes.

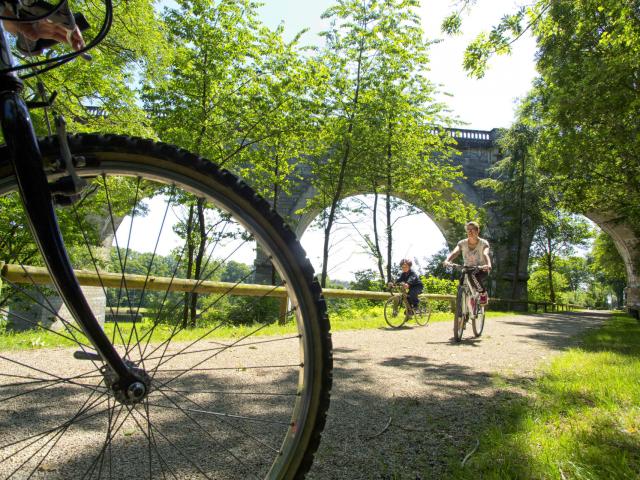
[0,62,146,403]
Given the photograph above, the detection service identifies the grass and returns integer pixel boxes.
[0,302,512,351]
[444,312,640,480]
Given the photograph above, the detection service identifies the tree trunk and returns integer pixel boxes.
[371,188,385,285]
[320,39,365,288]
[385,161,393,284]
[546,236,555,304]
[190,198,207,328]
[320,141,351,287]
[182,203,195,329]
[271,154,280,286]
[511,153,526,299]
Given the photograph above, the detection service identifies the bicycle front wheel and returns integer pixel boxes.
[414,300,432,327]
[453,287,465,342]
[384,296,405,328]
[472,305,485,337]
[0,134,332,479]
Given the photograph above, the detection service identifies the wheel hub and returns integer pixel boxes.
[102,361,151,405]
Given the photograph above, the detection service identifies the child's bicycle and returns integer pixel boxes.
[450,264,486,342]
[0,1,332,478]
[384,284,431,329]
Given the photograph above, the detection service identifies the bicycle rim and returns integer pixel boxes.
[472,306,485,337]
[414,302,431,327]
[384,297,405,328]
[453,288,464,342]
[0,134,332,479]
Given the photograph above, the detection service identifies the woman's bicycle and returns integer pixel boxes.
[0,2,332,478]
[383,285,431,329]
[450,264,486,342]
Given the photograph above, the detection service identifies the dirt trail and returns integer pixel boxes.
[307,310,609,479]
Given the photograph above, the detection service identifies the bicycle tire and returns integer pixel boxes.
[0,134,332,479]
[384,296,406,328]
[414,301,431,327]
[453,287,465,342]
[472,305,485,337]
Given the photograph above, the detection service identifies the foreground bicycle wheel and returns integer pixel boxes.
[383,296,406,328]
[0,134,332,479]
[472,305,485,337]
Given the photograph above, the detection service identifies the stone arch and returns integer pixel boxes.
[585,212,640,316]
[291,188,456,247]
[268,127,640,314]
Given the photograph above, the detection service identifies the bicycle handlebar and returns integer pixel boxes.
[447,263,487,272]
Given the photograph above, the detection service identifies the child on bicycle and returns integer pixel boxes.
[389,259,424,311]
[443,221,492,304]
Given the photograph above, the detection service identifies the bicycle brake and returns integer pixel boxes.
[48,114,88,207]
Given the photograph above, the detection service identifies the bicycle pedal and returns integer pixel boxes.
[73,350,101,361]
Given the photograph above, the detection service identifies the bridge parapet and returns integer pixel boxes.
[446,128,500,149]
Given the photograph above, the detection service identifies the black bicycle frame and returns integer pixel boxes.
[0,25,139,391]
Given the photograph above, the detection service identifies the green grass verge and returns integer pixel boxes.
[0,303,513,351]
[445,312,640,480]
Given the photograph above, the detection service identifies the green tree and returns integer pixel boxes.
[22,0,166,138]
[532,0,640,231]
[452,0,640,231]
[530,210,592,303]
[590,231,627,308]
[476,120,545,300]
[305,0,378,287]
[556,256,591,296]
[306,0,465,286]
[528,266,568,303]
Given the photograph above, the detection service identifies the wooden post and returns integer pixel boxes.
[279,296,288,325]
[0,261,4,301]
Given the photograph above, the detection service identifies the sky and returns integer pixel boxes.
[258,0,538,130]
[117,1,540,282]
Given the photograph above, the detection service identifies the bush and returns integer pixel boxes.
[422,275,457,312]
[196,296,282,327]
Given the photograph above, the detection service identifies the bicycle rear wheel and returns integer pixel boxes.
[0,134,332,479]
[414,301,431,327]
[384,296,405,328]
[472,305,485,337]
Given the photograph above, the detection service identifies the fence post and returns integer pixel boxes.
[279,296,288,325]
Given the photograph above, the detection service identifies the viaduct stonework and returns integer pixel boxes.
[263,127,640,315]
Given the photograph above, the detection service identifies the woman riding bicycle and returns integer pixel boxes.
[389,258,423,311]
[443,221,492,304]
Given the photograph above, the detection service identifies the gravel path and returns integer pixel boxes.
[0,310,609,479]
[306,310,610,479]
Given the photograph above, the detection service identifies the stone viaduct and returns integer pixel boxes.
[266,127,640,315]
